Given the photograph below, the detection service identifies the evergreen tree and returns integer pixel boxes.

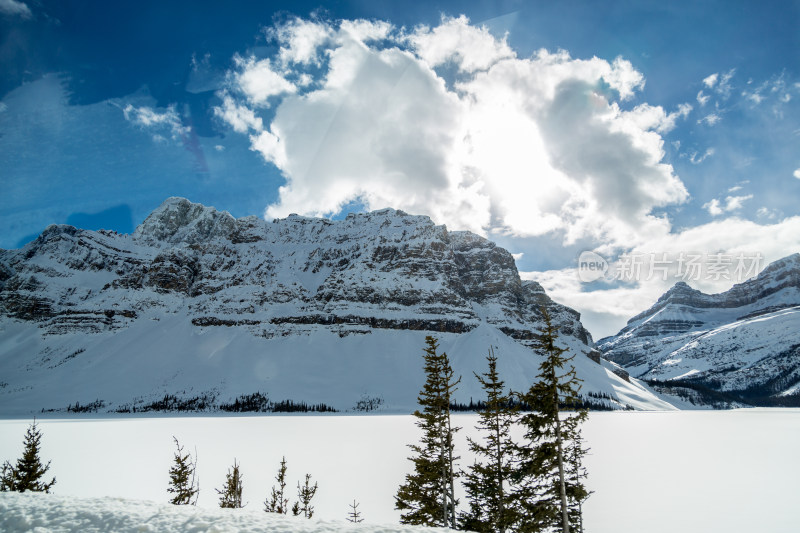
[295,473,318,518]
[216,460,244,508]
[0,420,56,493]
[460,348,519,533]
[395,336,461,528]
[167,437,198,505]
[265,457,289,514]
[0,461,14,492]
[514,308,589,533]
[563,420,591,533]
[347,499,364,523]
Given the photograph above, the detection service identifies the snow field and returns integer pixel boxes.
[0,319,672,417]
[1,411,799,532]
[0,493,452,533]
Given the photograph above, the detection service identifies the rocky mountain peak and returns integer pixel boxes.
[134,197,237,244]
[762,252,799,273]
[36,224,82,243]
[657,280,701,303]
[625,280,703,325]
[755,252,800,287]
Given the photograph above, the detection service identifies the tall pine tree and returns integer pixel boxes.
[0,420,56,493]
[514,308,589,533]
[167,437,198,505]
[395,335,461,528]
[460,348,519,533]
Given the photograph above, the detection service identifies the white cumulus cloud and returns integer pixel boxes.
[0,0,31,18]
[233,57,295,107]
[689,147,715,164]
[215,16,690,250]
[213,95,263,133]
[122,104,188,140]
[704,198,723,216]
[715,69,736,98]
[409,15,514,73]
[703,194,753,216]
[757,207,779,220]
[698,113,721,126]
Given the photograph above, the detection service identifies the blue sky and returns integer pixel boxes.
[1,0,798,337]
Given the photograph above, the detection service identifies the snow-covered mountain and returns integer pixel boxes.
[0,198,671,415]
[598,254,800,407]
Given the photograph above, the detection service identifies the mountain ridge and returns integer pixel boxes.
[599,253,800,407]
[0,198,672,415]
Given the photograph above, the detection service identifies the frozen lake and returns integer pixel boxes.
[1,410,798,533]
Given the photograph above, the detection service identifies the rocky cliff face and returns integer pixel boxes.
[1,197,591,344]
[0,198,670,414]
[598,254,800,407]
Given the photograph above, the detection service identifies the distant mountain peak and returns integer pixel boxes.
[659,279,701,300]
[760,252,800,276]
[599,253,800,407]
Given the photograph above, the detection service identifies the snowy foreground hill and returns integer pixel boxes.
[599,253,800,407]
[0,493,451,533]
[0,492,449,533]
[2,412,799,533]
[0,198,670,415]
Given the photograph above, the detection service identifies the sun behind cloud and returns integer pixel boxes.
[210,15,800,338]
[215,15,690,252]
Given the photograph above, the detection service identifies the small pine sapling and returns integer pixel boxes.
[295,473,318,519]
[347,499,364,523]
[0,420,56,493]
[0,461,16,492]
[216,459,244,508]
[167,436,198,505]
[265,457,289,513]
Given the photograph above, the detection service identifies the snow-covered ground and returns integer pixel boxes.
[0,492,450,533]
[1,411,798,533]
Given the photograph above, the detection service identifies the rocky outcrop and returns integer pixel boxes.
[0,198,590,342]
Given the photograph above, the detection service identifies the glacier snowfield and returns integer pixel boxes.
[1,411,798,533]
